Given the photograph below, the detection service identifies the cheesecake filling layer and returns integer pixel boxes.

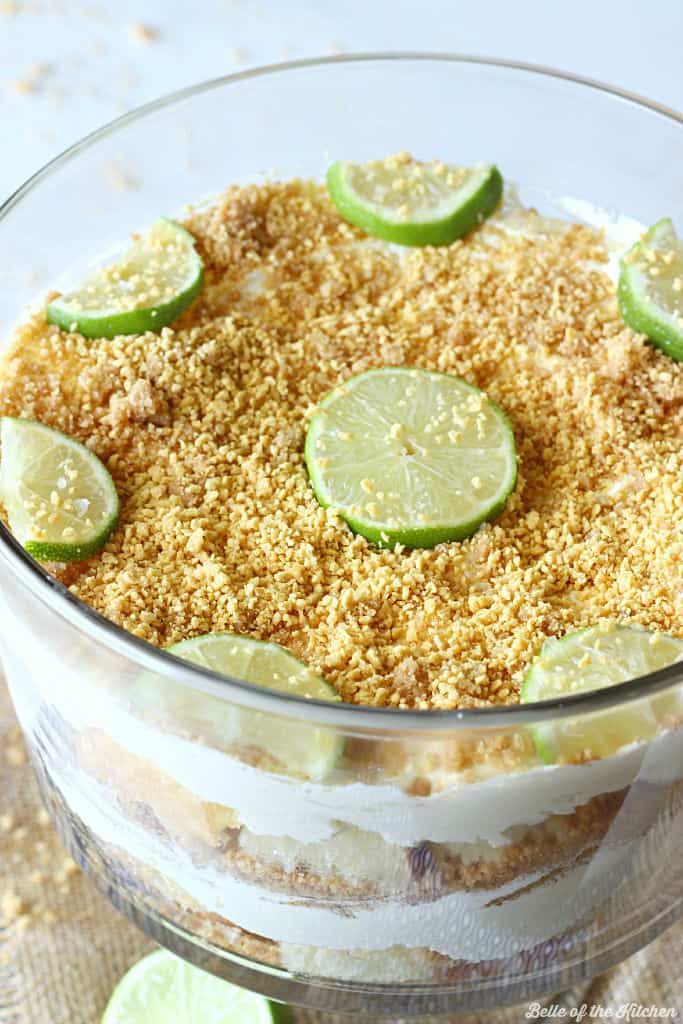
[55,766,640,965]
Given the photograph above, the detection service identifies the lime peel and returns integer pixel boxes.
[0,417,119,562]
[305,367,517,549]
[47,217,204,339]
[327,156,503,247]
[617,217,683,362]
[101,949,293,1024]
[521,623,683,763]
[166,632,343,780]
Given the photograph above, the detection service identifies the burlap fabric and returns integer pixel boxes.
[1,676,681,1023]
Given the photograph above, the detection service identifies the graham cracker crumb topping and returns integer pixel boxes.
[1,181,683,709]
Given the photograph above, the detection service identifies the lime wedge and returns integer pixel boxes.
[326,155,502,246]
[304,368,517,549]
[521,623,683,763]
[166,633,343,780]
[102,950,292,1024]
[47,217,204,339]
[0,417,119,562]
[617,218,683,361]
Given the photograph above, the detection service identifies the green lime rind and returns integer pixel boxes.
[305,367,517,550]
[521,623,683,764]
[0,417,119,563]
[323,488,515,551]
[24,532,118,562]
[46,272,204,339]
[269,1003,293,1024]
[617,217,683,362]
[101,949,292,1024]
[166,632,343,781]
[326,159,503,247]
[47,217,204,340]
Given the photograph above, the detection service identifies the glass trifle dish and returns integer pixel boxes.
[0,57,683,1017]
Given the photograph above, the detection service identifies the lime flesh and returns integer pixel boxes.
[305,368,517,549]
[327,156,503,246]
[0,417,119,562]
[521,624,683,763]
[47,217,204,339]
[618,217,683,361]
[102,949,292,1024]
[166,633,343,780]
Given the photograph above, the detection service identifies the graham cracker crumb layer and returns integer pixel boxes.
[2,181,683,709]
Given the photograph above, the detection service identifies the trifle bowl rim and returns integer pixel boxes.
[1,50,682,729]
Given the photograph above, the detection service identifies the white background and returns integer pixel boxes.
[0,0,682,203]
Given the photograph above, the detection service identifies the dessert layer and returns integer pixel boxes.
[55,766,641,966]
[58,667,680,846]
[8,617,683,905]
[77,722,626,899]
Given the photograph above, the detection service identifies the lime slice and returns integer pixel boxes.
[102,949,292,1024]
[47,217,204,339]
[326,155,503,246]
[166,633,343,780]
[304,368,517,549]
[617,218,683,361]
[521,623,683,763]
[0,417,119,562]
